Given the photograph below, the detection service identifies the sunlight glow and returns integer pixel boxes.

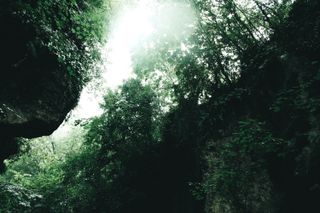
[73,0,197,119]
[102,0,197,89]
[52,0,198,137]
[102,1,154,89]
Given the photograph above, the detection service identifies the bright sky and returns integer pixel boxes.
[66,1,155,123]
[102,0,155,89]
[50,0,197,138]
[70,0,196,119]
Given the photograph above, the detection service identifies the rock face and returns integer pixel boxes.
[0,8,80,169]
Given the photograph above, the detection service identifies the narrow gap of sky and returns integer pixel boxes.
[51,0,197,138]
[71,0,155,120]
[50,0,157,138]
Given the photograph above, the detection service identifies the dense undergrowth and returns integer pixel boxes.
[1,0,320,212]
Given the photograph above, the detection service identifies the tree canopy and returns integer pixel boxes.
[2,0,320,212]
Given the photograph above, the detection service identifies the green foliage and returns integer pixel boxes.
[203,119,284,212]
[10,0,110,84]
[0,183,43,212]
[4,0,320,213]
[0,126,86,212]
[24,79,163,212]
[133,0,294,108]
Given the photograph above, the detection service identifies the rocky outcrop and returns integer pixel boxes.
[0,6,81,170]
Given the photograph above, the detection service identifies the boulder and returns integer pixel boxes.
[0,8,81,170]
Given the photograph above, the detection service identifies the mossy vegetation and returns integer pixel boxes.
[1,0,320,212]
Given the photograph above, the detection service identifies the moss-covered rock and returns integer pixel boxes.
[0,0,107,170]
